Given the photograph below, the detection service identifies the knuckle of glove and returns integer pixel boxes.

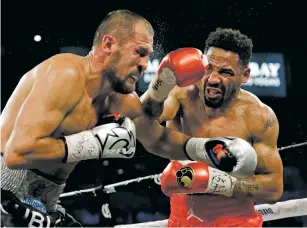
[97,115,136,159]
[119,117,137,156]
[171,48,206,87]
[121,116,136,133]
[230,138,257,178]
[205,137,237,172]
[205,137,257,178]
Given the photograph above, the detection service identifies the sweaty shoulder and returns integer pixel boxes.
[110,92,143,119]
[35,53,84,89]
[34,53,84,77]
[239,89,279,138]
[30,53,86,108]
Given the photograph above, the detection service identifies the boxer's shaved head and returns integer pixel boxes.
[93,9,154,47]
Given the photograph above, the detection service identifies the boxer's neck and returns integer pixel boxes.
[85,49,106,74]
[84,51,114,99]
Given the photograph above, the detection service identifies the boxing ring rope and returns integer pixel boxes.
[59,141,307,225]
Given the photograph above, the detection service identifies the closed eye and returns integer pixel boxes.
[137,48,149,57]
[219,69,235,76]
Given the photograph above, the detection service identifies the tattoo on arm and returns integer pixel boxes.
[262,117,277,133]
[234,176,260,197]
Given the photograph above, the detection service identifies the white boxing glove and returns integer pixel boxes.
[62,114,136,163]
[184,136,257,178]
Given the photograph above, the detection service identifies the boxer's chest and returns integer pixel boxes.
[179,101,250,142]
[54,93,101,137]
[54,93,128,137]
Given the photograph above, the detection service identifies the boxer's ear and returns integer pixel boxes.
[241,68,250,83]
[101,35,117,55]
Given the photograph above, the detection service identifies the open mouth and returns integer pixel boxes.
[205,87,223,99]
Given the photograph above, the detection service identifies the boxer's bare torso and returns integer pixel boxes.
[162,84,273,220]
[1,53,140,184]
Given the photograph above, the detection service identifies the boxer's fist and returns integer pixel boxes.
[161,161,237,197]
[147,48,208,101]
[95,114,136,158]
[158,48,208,87]
[185,137,257,178]
[204,137,257,178]
[62,114,136,163]
[161,160,184,195]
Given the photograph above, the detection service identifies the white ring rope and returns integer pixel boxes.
[59,141,307,222]
[113,198,307,227]
[60,141,306,199]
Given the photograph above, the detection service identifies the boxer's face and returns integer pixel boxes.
[107,22,153,94]
[203,47,250,108]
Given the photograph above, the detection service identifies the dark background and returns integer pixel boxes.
[2,0,307,227]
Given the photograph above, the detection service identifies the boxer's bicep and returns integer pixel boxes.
[4,63,84,165]
[254,110,283,193]
[15,67,83,138]
[253,109,282,175]
[233,109,283,203]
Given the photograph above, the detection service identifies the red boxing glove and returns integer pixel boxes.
[161,161,237,197]
[161,160,183,193]
[159,48,208,87]
[147,48,209,101]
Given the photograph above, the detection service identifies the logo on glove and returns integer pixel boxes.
[176,167,194,188]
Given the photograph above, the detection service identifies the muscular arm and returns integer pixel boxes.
[137,88,192,160]
[140,90,166,118]
[117,90,193,160]
[3,59,84,169]
[232,107,283,203]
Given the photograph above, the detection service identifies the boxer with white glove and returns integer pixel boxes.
[61,114,136,163]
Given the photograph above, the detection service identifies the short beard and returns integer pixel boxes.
[204,97,224,108]
[103,51,134,94]
[103,69,134,94]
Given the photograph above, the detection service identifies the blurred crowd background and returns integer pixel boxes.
[2,0,307,227]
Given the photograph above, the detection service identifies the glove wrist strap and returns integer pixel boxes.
[62,131,101,163]
[205,167,237,197]
[147,68,176,102]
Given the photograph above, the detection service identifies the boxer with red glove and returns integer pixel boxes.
[141,48,257,178]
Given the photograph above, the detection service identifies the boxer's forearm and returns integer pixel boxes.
[148,127,191,160]
[232,173,283,204]
[140,91,165,118]
[3,137,65,169]
[135,115,190,160]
